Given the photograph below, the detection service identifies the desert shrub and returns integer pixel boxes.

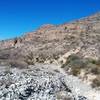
[37,53,47,63]
[71,67,81,76]
[91,59,97,65]
[84,58,100,75]
[24,52,48,64]
[64,26,67,30]
[24,52,35,65]
[90,67,100,75]
[67,54,87,68]
[61,64,65,68]
[86,58,100,66]
[52,54,59,60]
[61,54,100,76]
[92,76,100,88]
[67,54,81,62]
[69,59,85,68]
[86,58,97,65]
[61,54,88,76]
[62,54,86,69]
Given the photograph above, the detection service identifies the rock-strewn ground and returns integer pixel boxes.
[0,64,99,100]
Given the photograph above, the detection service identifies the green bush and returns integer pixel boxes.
[67,54,81,63]
[62,54,86,69]
[61,54,80,68]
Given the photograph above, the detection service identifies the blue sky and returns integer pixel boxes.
[0,0,100,40]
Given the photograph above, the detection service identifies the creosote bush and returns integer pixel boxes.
[24,52,48,64]
[24,51,60,65]
[24,52,35,65]
[61,54,85,73]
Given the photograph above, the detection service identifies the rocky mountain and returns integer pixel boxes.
[0,12,100,100]
[0,13,100,62]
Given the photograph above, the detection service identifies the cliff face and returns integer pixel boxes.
[0,13,100,61]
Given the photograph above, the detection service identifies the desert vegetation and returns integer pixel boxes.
[61,54,100,75]
[24,51,60,65]
[61,54,86,76]
[24,52,35,65]
[92,76,100,88]
[61,54,100,88]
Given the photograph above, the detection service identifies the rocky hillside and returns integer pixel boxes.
[0,13,100,63]
[0,12,100,100]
